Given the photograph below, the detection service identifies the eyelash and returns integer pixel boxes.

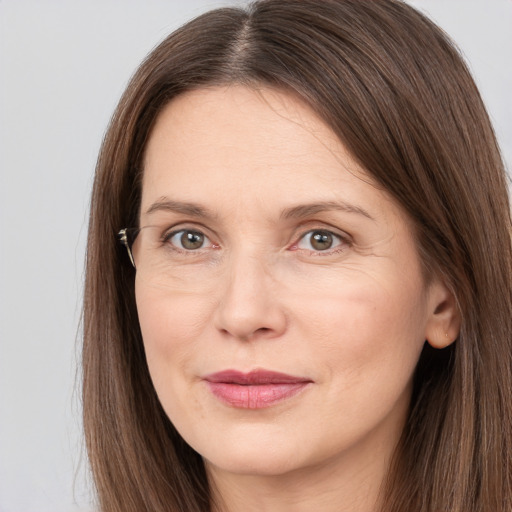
[161,227,350,256]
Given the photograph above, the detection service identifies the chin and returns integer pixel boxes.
[185,423,311,477]
[204,448,303,478]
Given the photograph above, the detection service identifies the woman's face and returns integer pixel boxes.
[136,86,452,480]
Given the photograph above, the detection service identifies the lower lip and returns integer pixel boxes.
[206,382,310,409]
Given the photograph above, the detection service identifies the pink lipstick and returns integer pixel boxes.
[203,370,312,409]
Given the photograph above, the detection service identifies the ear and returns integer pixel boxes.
[425,279,461,349]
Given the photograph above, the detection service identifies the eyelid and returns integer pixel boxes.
[160,220,217,239]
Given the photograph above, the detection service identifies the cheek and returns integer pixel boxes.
[135,281,213,382]
[291,271,428,388]
[280,277,427,457]
[135,282,218,429]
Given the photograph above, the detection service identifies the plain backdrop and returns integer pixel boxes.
[0,1,510,511]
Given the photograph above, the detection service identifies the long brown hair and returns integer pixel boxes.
[83,1,512,510]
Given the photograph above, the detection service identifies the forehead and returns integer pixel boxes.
[140,85,398,225]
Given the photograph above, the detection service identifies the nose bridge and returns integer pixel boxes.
[214,246,286,340]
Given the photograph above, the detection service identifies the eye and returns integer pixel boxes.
[296,229,344,252]
[165,229,211,251]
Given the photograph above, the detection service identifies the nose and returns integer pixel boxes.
[213,252,287,341]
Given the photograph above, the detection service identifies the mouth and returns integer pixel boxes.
[203,369,313,409]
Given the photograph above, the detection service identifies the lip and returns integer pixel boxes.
[203,369,313,409]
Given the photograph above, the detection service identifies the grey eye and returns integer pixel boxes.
[297,230,342,251]
[169,230,209,250]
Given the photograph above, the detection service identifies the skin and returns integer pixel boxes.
[136,86,459,512]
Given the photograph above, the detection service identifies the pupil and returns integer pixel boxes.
[311,231,332,250]
[181,231,204,250]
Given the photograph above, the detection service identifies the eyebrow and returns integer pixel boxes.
[145,198,375,222]
[145,198,216,218]
[281,201,375,221]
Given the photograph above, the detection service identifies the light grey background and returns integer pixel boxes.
[0,1,510,511]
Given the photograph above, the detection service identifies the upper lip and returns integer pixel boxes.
[203,369,312,385]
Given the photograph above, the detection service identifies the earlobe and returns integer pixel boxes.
[425,281,461,349]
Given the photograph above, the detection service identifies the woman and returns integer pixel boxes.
[83,0,512,511]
